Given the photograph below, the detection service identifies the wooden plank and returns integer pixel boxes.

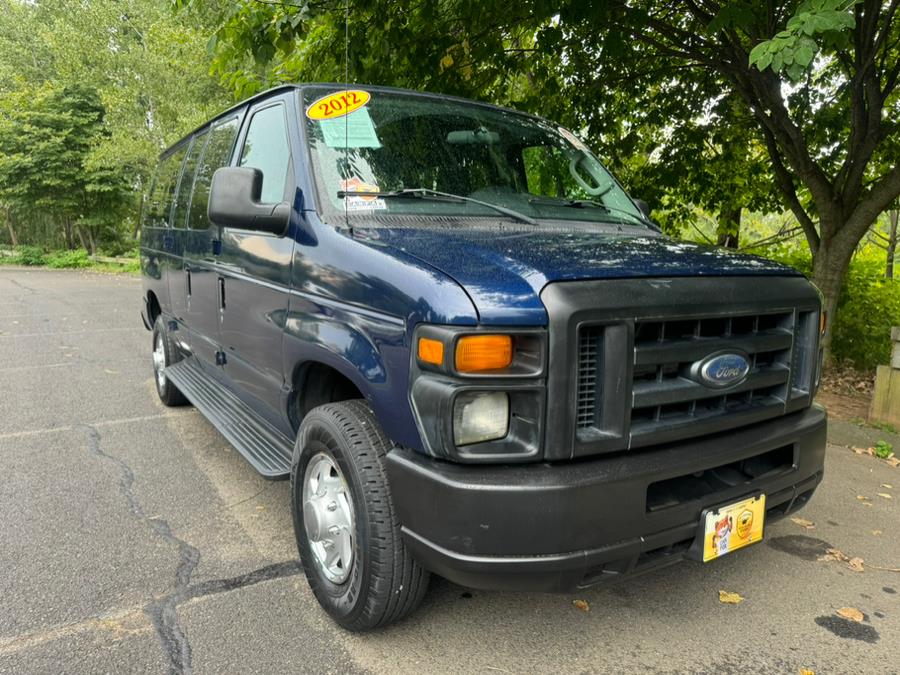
[870,365,900,426]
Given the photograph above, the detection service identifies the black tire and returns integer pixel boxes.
[151,315,188,407]
[291,400,430,631]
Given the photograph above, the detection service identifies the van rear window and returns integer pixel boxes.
[145,146,187,228]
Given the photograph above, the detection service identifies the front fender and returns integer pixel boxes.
[283,290,417,447]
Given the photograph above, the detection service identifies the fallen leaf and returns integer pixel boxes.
[856,495,870,501]
[103,369,119,375]
[799,669,815,675]
[872,530,883,536]
[718,590,744,604]
[255,505,266,511]
[876,493,892,500]
[836,607,864,623]
[882,484,894,489]
[791,517,815,529]
[853,447,866,455]
[847,557,865,572]
[888,457,900,467]
[572,599,590,612]
[819,547,849,563]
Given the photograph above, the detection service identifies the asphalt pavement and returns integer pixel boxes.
[0,266,897,674]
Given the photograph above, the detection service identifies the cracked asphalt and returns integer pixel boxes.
[1,266,898,674]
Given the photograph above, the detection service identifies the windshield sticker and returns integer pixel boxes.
[558,126,589,153]
[320,107,381,149]
[306,89,371,120]
[340,177,387,212]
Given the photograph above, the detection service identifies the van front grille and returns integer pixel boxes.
[540,276,822,461]
[575,309,817,449]
[628,312,793,447]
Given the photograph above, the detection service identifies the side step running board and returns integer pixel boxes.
[164,357,293,479]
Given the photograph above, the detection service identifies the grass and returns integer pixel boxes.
[0,246,139,274]
[850,417,899,434]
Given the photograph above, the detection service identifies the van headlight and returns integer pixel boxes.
[453,391,509,446]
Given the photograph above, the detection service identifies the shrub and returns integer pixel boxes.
[46,249,92,269]
[13,245,46,266]
[756,245,900,370]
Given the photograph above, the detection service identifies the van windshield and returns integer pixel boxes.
[302,87,647,229]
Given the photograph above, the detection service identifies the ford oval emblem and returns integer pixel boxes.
[693,352,750,388]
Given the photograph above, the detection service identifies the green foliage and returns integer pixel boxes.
[748,0,858,80]
[46,249,92,269]
[13,246,47,266]
[874,440,894,459]
[0,0,229,252]
[757,244,900,369]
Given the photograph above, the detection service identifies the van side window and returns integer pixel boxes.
[146,145,187,228]
[189,118,240,230]
[172,131,208,229]
[239,104,290,204]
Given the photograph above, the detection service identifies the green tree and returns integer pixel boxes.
[0,0,229,250]
[0,84,130,253]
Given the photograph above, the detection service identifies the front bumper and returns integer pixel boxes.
[386,405,827,592]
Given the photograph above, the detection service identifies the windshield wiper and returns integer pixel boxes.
[337,187,537,226]
[528,197,659,231]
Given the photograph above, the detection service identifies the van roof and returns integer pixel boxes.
[160,83,545,159]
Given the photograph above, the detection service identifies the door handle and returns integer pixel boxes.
[218,277,226,310]
[185,268,192,297]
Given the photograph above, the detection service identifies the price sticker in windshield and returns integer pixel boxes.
[306,90,371,120]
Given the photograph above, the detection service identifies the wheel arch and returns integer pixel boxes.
[287,359,367,432]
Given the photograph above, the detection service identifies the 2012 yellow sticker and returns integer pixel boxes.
[306,90,371,120]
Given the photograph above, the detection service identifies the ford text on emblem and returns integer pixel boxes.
[692,352,751,388]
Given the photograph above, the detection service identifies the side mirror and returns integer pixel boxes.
[633,198,652,219]
[208,167,290,235]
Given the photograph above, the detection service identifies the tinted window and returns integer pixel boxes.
[172,131,207,229]
[145,145,187,228]
[189,118,240,229]
[239,104,290,204]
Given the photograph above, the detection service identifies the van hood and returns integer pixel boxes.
[353,225,801,325]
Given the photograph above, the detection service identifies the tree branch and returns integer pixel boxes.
[757,122,821,252]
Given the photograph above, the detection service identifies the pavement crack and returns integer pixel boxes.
[81,424,200,675]
[185,561,303,602]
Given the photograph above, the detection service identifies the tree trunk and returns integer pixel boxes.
[716,204,741,249]
[85,226,97,257]
[63,218,74,250]
[3,208,17,247]
[75,225,88,251]
[887,209,898,280]
[811,231,858,365]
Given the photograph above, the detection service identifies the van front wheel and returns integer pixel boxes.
[151,316,188,407]
[291,400,429,631]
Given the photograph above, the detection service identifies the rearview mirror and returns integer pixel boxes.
[446,128,500,145]
[208,167,290,235]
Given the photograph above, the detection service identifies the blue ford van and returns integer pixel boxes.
[140,84,826,630]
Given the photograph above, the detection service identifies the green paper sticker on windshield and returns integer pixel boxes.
[320,108,381,149]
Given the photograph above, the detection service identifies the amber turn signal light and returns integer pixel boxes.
[417,337,444,366]
[455,335,513,372]
[820,311,828,336]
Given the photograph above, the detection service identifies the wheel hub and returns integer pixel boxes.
[152,332,166,388]
[303,453,355,584]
